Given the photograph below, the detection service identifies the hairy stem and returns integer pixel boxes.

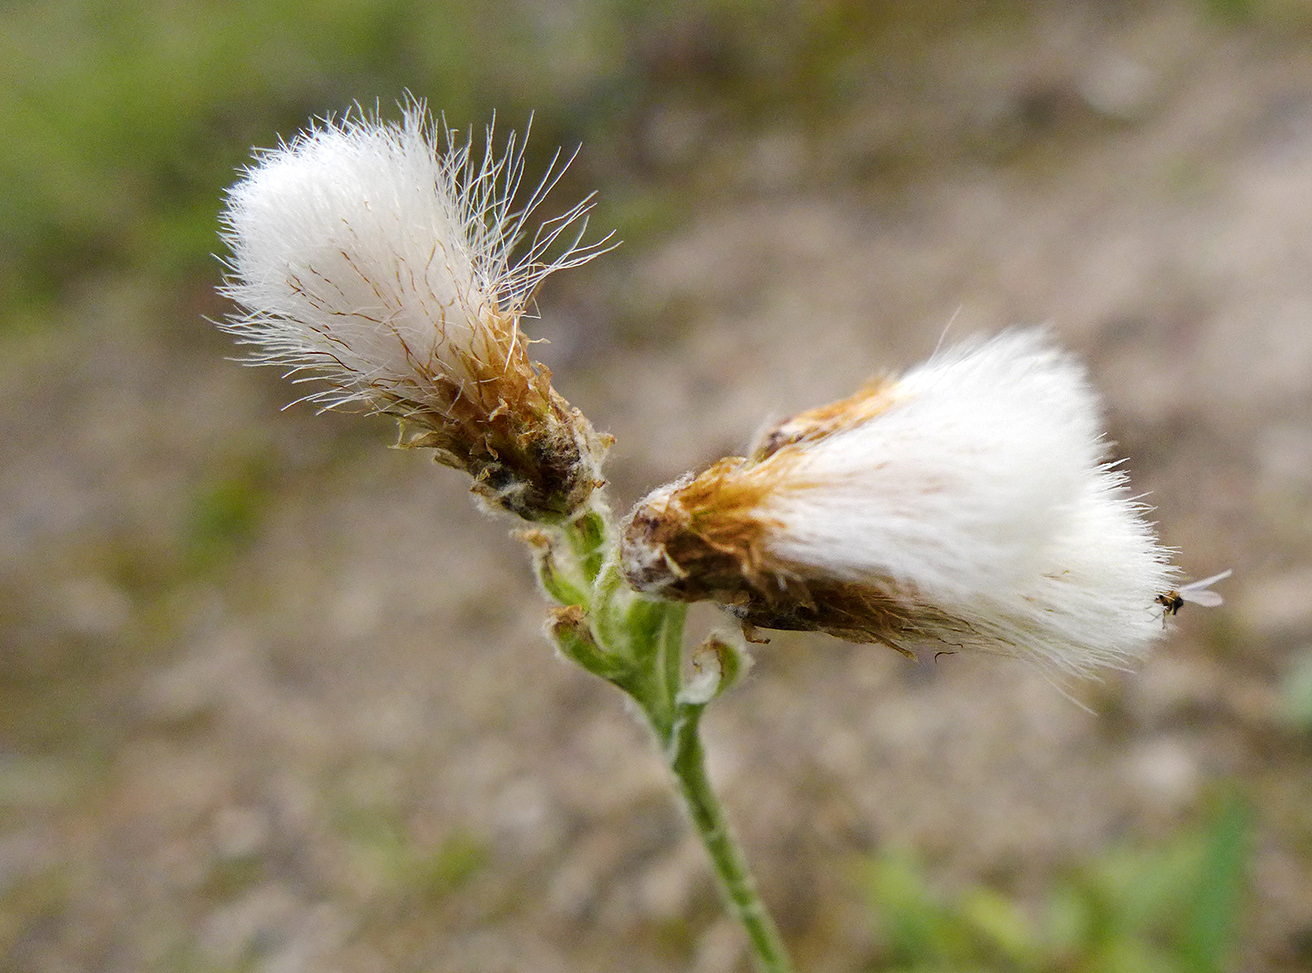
[664,706,796,973]
[540,513,796,973]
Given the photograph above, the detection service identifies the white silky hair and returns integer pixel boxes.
[763,330,1177,673]
[218,103,607,409]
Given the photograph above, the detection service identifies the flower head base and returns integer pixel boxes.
[219,104,612,520]
[621,330,1178,676]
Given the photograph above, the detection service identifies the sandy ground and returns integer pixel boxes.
[5,4,1312,972]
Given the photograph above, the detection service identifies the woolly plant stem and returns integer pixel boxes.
[542,511,796,973]
[664,704,796,973]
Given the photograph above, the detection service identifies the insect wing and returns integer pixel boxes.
[1177,569,1232,608]
[1178,588,1223,607]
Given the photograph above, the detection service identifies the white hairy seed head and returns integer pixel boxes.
[621,330,1178,676]
[218,104,612,521]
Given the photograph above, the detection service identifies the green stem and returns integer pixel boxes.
[663,706,796,973]
[532,512,795,973]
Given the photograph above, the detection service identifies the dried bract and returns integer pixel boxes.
[219,104,611,520]
[621,331,1177,676]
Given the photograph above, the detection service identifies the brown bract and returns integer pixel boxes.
[622,456,780,600]
[621,446,959,655]
[750,376,900,460]
[382,310,608,521]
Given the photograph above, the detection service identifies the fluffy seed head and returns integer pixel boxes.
[218,103,612,520]
[621,330,1178,676]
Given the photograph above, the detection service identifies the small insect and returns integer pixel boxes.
[1156,569,1232,625]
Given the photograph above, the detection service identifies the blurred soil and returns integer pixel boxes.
[5,3,1312,972]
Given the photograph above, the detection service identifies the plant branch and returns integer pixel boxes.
[663,702,796,973]
[536,510,796,973]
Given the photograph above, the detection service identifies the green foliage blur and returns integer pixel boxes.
[0,0,601,317]
[862,794,1251,973]
[0,0,929,325]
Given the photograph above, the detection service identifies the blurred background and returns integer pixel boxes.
[4,0,1312,970]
